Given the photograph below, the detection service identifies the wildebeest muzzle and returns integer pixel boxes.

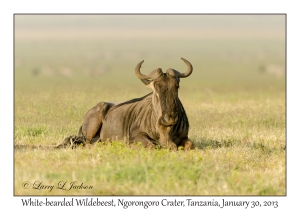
[160,111,178,126]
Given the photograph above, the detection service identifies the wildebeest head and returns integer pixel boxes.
[135,58,193,126]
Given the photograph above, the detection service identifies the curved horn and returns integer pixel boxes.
[135,60,149,80]
[167,57,193,78]
[135,60,163,81]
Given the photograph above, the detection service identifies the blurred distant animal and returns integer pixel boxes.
[259,64,285,78]
[32,68,40,76]
[58,58,194,151]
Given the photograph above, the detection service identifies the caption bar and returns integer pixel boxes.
[21,198,279,209]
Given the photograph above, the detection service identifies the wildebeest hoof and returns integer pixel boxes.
[170,145,178,151]
[166,142,178,151]
[183,140,194,150]
[56,135,87,149]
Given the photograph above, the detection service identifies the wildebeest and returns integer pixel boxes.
[58,58,194,151]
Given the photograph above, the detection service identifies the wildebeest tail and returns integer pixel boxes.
[56,135,86,149]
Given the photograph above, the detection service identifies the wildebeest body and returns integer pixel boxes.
[94,92,190,149]
[60,58,194,150]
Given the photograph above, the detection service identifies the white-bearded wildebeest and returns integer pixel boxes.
[58,58,194,151]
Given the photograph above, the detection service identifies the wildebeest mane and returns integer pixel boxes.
[112,92,153,109]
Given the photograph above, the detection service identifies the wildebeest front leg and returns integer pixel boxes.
[157,125,178,151]
[161,135,177,151]
[131,134,155,149]
[129,127,155,149]
[178,138,194,150]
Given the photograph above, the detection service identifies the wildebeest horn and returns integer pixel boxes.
[166,57,193,78]
[135,60,163,83]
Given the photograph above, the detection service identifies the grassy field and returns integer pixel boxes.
[14,15,286,195]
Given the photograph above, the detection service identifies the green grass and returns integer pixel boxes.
[14,22,285,195]
[15,141,284,195]
[14,80,286,195]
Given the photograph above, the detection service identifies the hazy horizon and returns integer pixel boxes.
[15,15,285,40]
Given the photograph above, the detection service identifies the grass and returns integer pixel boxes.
[14,81,286,195]
[14,17,285,195]
[15,142,285,195]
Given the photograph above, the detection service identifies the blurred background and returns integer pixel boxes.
[14,14,285,94]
